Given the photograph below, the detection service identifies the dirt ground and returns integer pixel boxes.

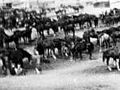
[0,24,120,90]
[0,52,120,90]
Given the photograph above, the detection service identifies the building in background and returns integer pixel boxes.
[93,1,110,8]
[0,0,120,16]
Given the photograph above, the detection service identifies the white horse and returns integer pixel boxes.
[102,46,120,71]
[99,33,113,52]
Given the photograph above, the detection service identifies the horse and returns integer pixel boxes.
[0,53,17,75]
[104,16,114,26]
[33,20,45,38]
[61,44,70,58]
[89,15,99,28]
[83,29,99,45]
[110,31,120,45]
[2,30,19,48]
[35,36,60,61]
[62,23,75,39]
[79,14,92,28]
[70,40,94,60]
[4,48,32,67]
[1,47,39,75]
[103,27,119,35]
[98,33,113,52]
[20,26,32,43]
[13,26,32,43]
[50,20,59,35]
[34,41,47,74]
[102,46,120,71]
[52,38,66,57]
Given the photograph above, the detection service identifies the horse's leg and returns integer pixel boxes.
[64,32,67,39]
[103,55,107,66]
[1,57,7,75]
[71,50,75,61]
[14,63,18,75]
[89,21,92,27]
[88,49,92,60]
[116,58,120,71]
[0,40,3,48]
[35,55,41,74]
[20,60,24,69]
[74,52,78,61]
[24,37,26,43]
[51,49,57,61]
[99,38,102,52]
[47,49,50,58]
[65,50,69,58]
[17,64,23,75]
[99,46,102,52]
[28,35,31,42]
[47,29,50,35]
[61,47,64,58]
[58,47,62,57]
[113,38,116,46]
[113,58,116,67]
[79,23,81,29]
[106,57,112,71]
[102,54,106,64]
[22,37,25,43]
[97,37,99,45]
[14,39,19,48]
[35,59,40,74]
[79,51,83,60]
[70,51,73,61]
[6,43,9,48]
[41,31,44,37]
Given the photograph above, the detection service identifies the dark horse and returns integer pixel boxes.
[83,29,99,45]
[1,47,33,75]
[62,23,75,39]
[14,26,32,43]
[1,29,19,48]
[71,39,94,60]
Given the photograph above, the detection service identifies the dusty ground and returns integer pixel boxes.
[0,24,120,90]
[0,52,120,90]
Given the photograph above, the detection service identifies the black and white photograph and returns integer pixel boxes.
[0,0,120,90]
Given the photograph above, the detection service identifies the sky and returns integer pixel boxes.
[1,0,120,4]
[1,0,120,3]
[1,0,120,9]
[1,0,120,16]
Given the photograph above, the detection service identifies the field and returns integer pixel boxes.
[0,23,120,90]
